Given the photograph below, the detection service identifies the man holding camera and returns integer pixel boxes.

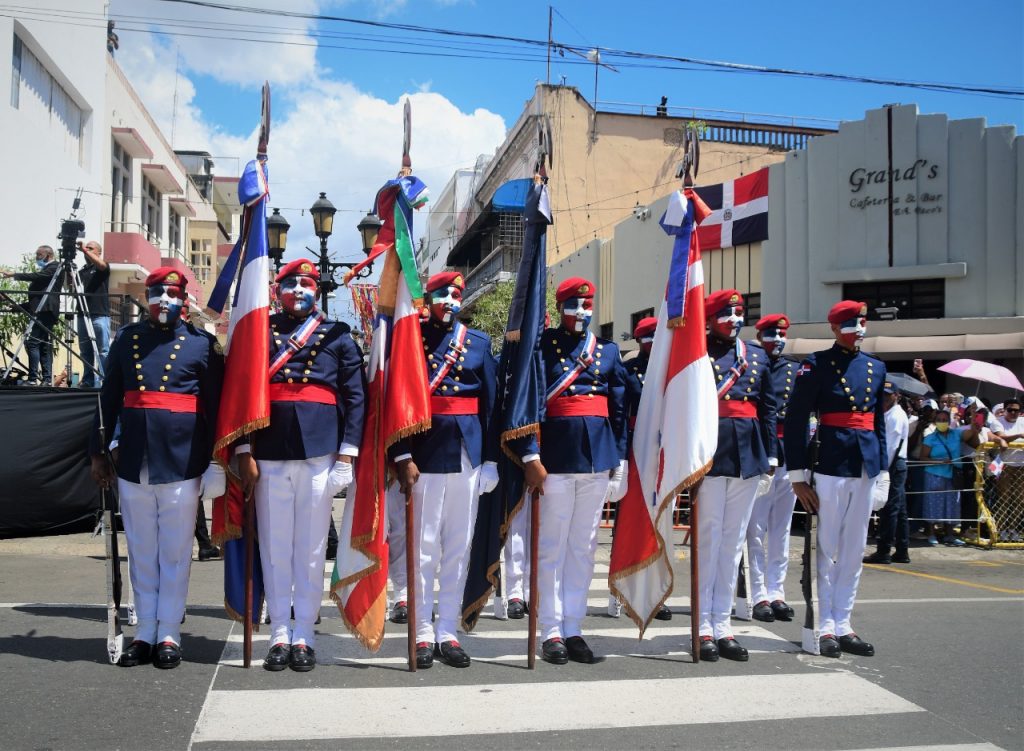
[1,245,60,386]
[77,240,110,388]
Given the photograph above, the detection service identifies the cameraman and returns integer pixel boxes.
[1,245,60,386]
[77,240,110,387]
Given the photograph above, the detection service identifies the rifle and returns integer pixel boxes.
[96,394,123,664]
[800,430,821,655]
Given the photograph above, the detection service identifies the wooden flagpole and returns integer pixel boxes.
[242,495,255,668]
[405,489,418,672]
[689,483,701,663]
[527,489,540,669]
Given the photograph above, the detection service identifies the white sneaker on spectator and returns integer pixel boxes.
[607,594,622,618]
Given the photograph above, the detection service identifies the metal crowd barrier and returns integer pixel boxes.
[963,441,1024,549]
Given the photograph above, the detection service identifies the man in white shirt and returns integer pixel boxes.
[864,381,910,564]
[992,398,1024,539]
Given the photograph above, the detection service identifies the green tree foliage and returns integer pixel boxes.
[463,281,557,354]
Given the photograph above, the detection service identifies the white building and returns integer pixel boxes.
[0,0,107,267]
[420,167,482,279]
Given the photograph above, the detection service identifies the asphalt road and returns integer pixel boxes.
[0,506,1021,751]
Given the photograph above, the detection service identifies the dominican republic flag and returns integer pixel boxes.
[608,188,718,635]
[208,156,271,624]
[331,175,431,652]
[693,167,769,250]
[461,177,551,630]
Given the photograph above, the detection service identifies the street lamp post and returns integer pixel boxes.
[307,192,379,318]
[266,207,290,273]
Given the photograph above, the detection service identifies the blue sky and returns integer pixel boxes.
[181,0,1023,134]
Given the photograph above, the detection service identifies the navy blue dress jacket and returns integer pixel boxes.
[249,313,366,461]
[784,343,888,478]
[624,351,648,449]
[390,319,497,472]
[512,327,628,474]
[765,353,799,457]
[90,319,223,484]
[708,338,778,479]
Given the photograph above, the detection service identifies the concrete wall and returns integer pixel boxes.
[0,2,107,267]
[424,168,476,278]
[761,104,1023,322]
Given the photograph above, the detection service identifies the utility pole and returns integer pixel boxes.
[546,6,552,85]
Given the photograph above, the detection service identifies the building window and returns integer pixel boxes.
[744,293,762,324]
[141,177,162,245]
[599,322,614,341]
[168,209,183,254]
[630,308,654,336]
[842,279,944,320]
[10,33,84,164]
[110,141,131,232]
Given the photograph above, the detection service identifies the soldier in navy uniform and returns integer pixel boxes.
[608,316,673,621]
[90,267,224,669]
[511,276,628,665]
[785,300,888,658]
[236,258,366,673]
[746,314,800,623]
[392,271,498,669]
[699,289,777,662]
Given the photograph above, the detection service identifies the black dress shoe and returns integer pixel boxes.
[654,605,673,621]
[415,641,434,669]
[565,636,596,664]
[838,633,875,656]
[716,637,749,662]
[153,641,181,669]
[863,550,892,564]
[325,544,337,561]
[290,645,316,672]
[506,598,526,620]
[752,600,775,622]
[435,640,471,668]
[770,600,794,621]
[541,638,568,665]
[390,602,408,624]
[198,545,222,561]
[699,636,719,662]
[263,643,290,671]
[819,634,841,658]
[118,640,153,667]
[891,550,911,563]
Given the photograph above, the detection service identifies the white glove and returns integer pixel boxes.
[199,464,226,499]
[327,460,355,498]
[871,470,891,512]
[606,460,629,503]
[756,473,773,498]
[479,461,499,494]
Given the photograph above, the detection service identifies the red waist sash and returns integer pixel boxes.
[820,411,875,430]
[718,400,758,418]
[430,396,479,415]
[547,395,609,418]
[628,415,637,430]
[777,425,785,438]
[124,391,198,413]
[269,382,336,405]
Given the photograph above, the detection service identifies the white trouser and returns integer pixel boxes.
[413,449,481,644]
[504,496,530,601]
[698,475,759,639]
[814,470,876,637]
[386,483,407,603]
[254,454,335,648]
[746,466,797,603]
[538,472,610,642]
[118,463,201,646]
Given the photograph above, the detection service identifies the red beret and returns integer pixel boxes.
[426,271,465,294]
[275,258,320,284]
[828,300,867,325]
[145,266,187,289]
[704,288,742,316]
[755,313,790,332]
[556,277,596,304]
[633,316,658,339]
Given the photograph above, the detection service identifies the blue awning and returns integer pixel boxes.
[491,178,532,214]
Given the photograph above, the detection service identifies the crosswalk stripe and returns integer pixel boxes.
[191,671,923,742]
[842,746,1001,751]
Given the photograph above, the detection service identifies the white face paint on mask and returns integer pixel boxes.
[761,329,787,356]
[561,297,593,333]
[838,316,867,350]
[147,285,183,326]
[429,287,462,324]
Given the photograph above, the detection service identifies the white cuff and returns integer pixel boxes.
[394,452,413,463]
[522,453,541,464]
[768,457,779,467]
[338,442,359,457]
[789,469,808,484]
[234,443,251,456]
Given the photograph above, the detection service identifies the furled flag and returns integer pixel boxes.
[330,174,431,651]
[608,188,718,635]
[461,176,551,630]
[693,167,769,250]
[207,154,271,623]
